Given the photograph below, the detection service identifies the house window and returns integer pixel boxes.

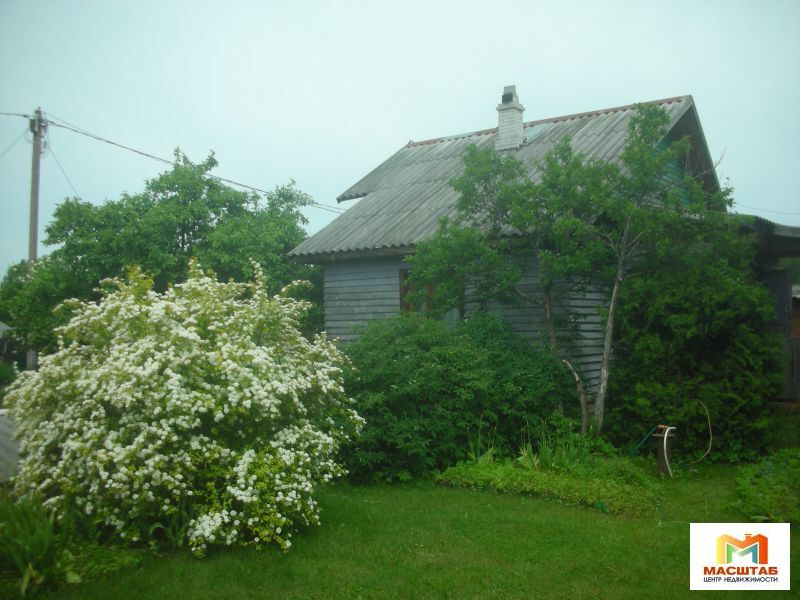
[399,268,432,312]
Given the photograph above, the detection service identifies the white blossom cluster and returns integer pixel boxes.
[6,262,363,555]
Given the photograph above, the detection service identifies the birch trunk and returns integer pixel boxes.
[562,358,588,434]
[592,220,630,432]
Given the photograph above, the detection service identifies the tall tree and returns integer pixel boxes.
[409,141,614,431]
[409,104,732,432]
[0,151,319,353]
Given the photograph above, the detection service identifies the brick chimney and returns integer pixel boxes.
[496,85,525,151]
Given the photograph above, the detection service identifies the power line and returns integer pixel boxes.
[47,137,82,200]
[734,203,800,216]
[4,109,347,215]
[47,119,175,166]
[0,127,27,162]
[0,111,30,119]
[44,115,346,215]
[13,109,799,219]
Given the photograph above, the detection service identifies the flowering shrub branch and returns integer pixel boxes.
[6,261,363,555]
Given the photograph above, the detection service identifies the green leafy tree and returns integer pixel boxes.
[0,151,320,352]
[0,257,83,354]
[605,225,783,461]
[409,142,614,431]
[779,256,800,283]
[409,104,740,433]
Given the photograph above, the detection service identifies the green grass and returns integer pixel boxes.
[31,463,797,599]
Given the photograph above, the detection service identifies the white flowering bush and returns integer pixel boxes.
[5,262,363,555]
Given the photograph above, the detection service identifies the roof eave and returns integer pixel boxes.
[289,245,417,264]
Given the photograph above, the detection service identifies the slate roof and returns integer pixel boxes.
[291,95,717,261]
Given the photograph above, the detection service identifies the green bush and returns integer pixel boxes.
[343,313,573,481]
[736,448,800,524]
[0,361,14,407]
[605,250,783,462]
[5,264,362,556]
[0,361,14,387]
[458,314,578,426]
[438,455,657,516]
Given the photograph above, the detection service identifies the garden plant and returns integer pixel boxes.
[343,312,574,481]
[4,262,362,559]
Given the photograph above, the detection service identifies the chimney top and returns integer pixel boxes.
[496,85,525,151]
[501,85,519,105]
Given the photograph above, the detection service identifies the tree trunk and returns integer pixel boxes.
[593,221,630,433]
[562,358,588,434]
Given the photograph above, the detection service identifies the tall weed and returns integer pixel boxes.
[519,418,593,472]
[0,496,80,596]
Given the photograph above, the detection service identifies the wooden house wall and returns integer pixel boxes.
[462,258,605,393]
[323,256,606,392]
[323,257,409,342]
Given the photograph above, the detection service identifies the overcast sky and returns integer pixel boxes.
[1,0,799,277]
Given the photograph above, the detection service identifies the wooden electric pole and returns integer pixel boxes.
[26,107,46,370]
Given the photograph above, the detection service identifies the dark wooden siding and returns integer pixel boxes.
[324,257,407,342]
[323,256,606,393]
[462,258,605,392]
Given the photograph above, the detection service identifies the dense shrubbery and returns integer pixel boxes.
[5,263,362,557]
[0,361,14,387]
[736,448,800,524]
[605,243,783,462]
[342,313,573,481]
[0,360,14,407]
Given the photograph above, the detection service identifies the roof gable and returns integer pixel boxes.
[291,95,718,261]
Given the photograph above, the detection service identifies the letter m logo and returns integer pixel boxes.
[716,533,768,564]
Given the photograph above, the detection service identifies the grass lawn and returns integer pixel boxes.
[40,464,797,599]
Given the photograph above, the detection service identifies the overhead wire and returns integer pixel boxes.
[3,109,346,215]
[8,110,798,218]
[4,108,800,213]
[47,136,82,200]
[0,127,28,163]
[733,203,800,216]
[44,115,346,214]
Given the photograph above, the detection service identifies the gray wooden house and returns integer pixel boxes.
[289,88,720,392]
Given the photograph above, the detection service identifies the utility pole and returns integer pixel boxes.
[26,107,46,370]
